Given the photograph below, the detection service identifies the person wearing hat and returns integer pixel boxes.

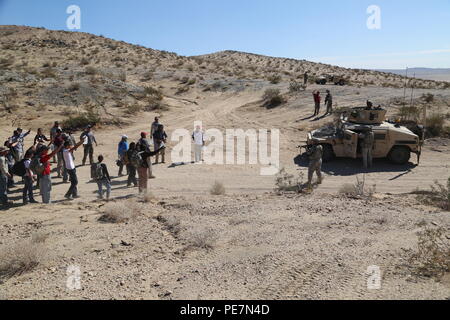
[0,147,13,207]
[117,135,129,176]
[9,128,31,162]
[80,125,97,166]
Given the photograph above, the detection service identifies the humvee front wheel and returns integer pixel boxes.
[388,146,411,165]
[321,144,335,162]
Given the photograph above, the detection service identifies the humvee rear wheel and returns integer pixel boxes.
[388,146,411,165]
[321,144,335,162]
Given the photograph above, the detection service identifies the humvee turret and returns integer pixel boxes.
[304,106,424,165]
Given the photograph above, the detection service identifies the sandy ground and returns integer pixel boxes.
[1,26,449,300]
[1,86,450,300]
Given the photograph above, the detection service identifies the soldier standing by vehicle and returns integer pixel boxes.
[324,90,333,115]
[359,128,375,168]
[306,143,323,189]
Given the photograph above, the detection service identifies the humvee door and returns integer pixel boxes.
[343,129,358,158]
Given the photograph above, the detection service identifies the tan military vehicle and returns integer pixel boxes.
[304,106,424,164]
[315,74,347,86]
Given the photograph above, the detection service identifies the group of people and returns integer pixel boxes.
[312,90,333,117]
[116,117,168,194]
[0,117,170,209]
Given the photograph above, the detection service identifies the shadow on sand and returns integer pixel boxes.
[294,153,417,178]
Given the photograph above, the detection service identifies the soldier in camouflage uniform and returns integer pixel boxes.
[307,143,323,188]
[359,127,375,168]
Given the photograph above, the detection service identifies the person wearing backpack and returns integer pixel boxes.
[39,144,63,204]
[137,146,166,194]
[94,155,111,200]
[63,139,84,200]
[125,142,138,187]
[138,132,155,179]
[0,147,13,208]
[22,150,38,205]
[117,135,128,177]
[153,125,167,164]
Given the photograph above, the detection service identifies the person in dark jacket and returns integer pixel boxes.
[125,142,138,187]
[152,125,167,164]
[95,155,111,200]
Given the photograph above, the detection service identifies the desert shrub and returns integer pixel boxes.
[0,57,15,68]
[426,114,446,137]
[267,74,281,84]
[289,81,305,93]
[80,57,89,65]
[339,175,376,199]
[40,67,57,79]
[125,104,142,115]
[210,181,226,195]
[0,238,47,280]
[275,168,305,193]
[85,66,97,75]
[262,89,285,109]
[183,228,218,250]
[421,93,434,103]
[397,105,421,121]
[408,227,450,277]
[143,86,163,100]
[68,83,80,92]
[158,214,182,236]
[62,106,101,130]
[417,178,450,211]
[98,201,144,223]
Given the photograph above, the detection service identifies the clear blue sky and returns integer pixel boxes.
[1,0,449,69]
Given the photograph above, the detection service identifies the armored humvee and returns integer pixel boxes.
[305,106,424,165]
[315,74,347,86]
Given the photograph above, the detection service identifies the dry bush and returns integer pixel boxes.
[408,227,450,277]
[158,214,182,236]
[125,104,142,115]
[183,227,218,250]
[68,83,80,92]
[85,66,97,75]
[0,238,47,280]
[275,168,305,193]
[210,181,226,195]
[267,74,281,84]
[40,67,57,79]
[262,89,285,109]
[417,178,450,211]
[426,114,448,137]
[63,107,101,130]
[339,175,376,199]
[289,81,305,93]
[421,93,434,103]
[396,105,421,121]
[98,200,144,223]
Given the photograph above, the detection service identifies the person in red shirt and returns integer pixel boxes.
[39,144,62,204]
[313,91,321,116]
